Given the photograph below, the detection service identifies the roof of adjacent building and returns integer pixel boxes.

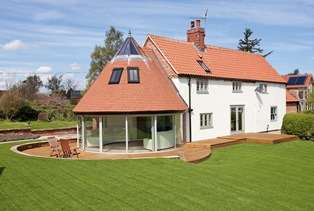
[74,36,187,114]
[146,34,286,84]
[283,74,313,89]
[286,90,299,103]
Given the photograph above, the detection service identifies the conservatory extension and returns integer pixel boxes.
[77,114,182,153]
[74,34,187,153]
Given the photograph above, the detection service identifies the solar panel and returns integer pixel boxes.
[287,77,297,85]
[295,76,306,85]
[287,76,307,85]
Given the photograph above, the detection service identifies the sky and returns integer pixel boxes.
[0,0,313,90]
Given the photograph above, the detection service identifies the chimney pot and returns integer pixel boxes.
[195,19,201,28]
[187,19,205,51]
[190,21,195,28]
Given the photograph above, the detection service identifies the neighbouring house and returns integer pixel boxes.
[67,89,82,105]
[74,20,286,153]
[286,90,299,113]
[283,73,313,111]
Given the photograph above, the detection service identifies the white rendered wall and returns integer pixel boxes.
[172,77,286,142]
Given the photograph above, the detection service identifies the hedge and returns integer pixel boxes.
[282,113,314,140]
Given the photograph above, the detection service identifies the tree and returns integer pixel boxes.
[46,75,65,96]
[0,89,24,120]
[86,26,124,87]
[19,75,43,100]
[288,69,300,75]
[308,87,314,105]
[64,79,78,98]
[238,28,273,57]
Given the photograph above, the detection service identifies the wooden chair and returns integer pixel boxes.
[60,140,80,158]
[48,137,62,157]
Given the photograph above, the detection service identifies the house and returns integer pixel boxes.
[74,20,286,153]
[286,90,299,113]
[66,89,82,105]
[283,73,313,111]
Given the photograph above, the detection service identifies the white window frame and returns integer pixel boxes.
[200,113,213,129]
[258,83,268,94]
[270,106,278,121]
[196,79,208,94]
[298,90,305,100]
[232,81,242,93]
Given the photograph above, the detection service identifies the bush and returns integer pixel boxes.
[282,113,314,140]
[304,110,314,115]
[0,90,24,120]
[31,94,75,121]
[13,104,39,121]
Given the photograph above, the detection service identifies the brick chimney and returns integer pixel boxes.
[187,19,205,51]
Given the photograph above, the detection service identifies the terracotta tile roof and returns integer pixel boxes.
[286,90,299,102]
[283,74,313,89]
[74,48,187,114]
[147,34,286,84]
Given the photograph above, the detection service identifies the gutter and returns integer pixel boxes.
[188,77,192,142]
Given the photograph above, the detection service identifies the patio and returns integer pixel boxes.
[13,132,298,162]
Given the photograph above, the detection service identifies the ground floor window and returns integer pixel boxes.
[157,116,173,131]
[84,117,100,148]
[270,106,278,121]
[200,113,213,129]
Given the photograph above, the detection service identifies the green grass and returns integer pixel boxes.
[0,120,76,131]
[1,141,314,210]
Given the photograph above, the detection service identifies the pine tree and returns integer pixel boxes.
[86,26,124,87]
[238,28,273,57]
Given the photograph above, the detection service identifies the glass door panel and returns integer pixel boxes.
[231,107,237,132]
[237,107,243,131]
[230,106,244,133]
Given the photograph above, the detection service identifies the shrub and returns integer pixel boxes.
[13,104,39,121]
[0,90,24,120]
[304,110,314,115]
[282,113,314,140]
[31,94,75,121]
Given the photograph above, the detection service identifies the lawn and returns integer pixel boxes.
[0,120,77,131]
[1,141,314,210]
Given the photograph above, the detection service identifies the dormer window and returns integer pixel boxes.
[196,60,210,72]
[232,81,242,93]
[109,68,123,84]
[127,67,140,83]
[258,83,268,93]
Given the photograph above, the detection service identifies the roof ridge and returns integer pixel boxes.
[205,44,260,57]
[148,33,260,57]
[148,34,193,45]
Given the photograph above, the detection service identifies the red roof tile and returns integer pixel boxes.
[74,48,187,114]
[147,35,286,83]
[286,90,299,103]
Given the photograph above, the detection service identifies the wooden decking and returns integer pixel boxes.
[219,133,297,144]
[15,133,298,163]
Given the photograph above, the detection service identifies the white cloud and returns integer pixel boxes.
[36,65,52,83]
[70,63,81,71]
[63,73,74,80]
[33,10,65,21]
[36,65,52,73]
[2,40,26,51]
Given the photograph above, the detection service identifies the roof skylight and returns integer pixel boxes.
[197,60,210,72]
[109,68,123,84]
[127,67,140,83]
